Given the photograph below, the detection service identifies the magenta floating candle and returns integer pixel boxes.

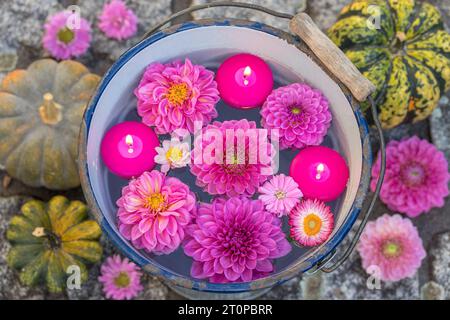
[216,53,273,109]
[289,146,349,202]
[101,121,159,179]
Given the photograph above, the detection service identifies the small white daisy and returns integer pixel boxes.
[154,138,190,173]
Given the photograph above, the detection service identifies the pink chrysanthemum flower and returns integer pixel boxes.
[357,214,426,282]
[43,11,91,60]
[190,119,274,197]
[135,59,220,134]
[371,136,449,218]
[261,83,332,150]
[98,255,143,300]
[183,197,291,283]
[258,174,303,217]
[117,170,196,255]
[288,199,334,246]
[98,0,138,40]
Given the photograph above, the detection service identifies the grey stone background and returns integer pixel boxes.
[0,0,448,300]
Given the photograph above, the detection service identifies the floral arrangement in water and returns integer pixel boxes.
[104,53,448,286]
[5,0,447,299]
[100,52,347,285]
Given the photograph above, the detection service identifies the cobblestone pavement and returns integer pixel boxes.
[0,0,448,300]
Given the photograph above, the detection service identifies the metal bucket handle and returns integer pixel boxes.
[142,1,386,274]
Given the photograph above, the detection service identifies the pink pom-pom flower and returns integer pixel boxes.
[116,170,196,255]
[98,0,138,40]
[98,255,143,300]
[261,83,332,150]
[288,199,334,246]
[135,59,220,134]
[371,136,449,218]
[43,10,91,60]
[357,214,426,282]
[183,197,291,283]
[258,174,303,217]
[190,119,274,197]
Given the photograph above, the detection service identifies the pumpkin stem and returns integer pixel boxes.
[390,31,406,56]
[32,227,61,249]
[39,93,63,125]
[32,227,46,238]
[396,31,406,42]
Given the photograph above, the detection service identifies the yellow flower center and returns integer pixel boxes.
[291,107,301,115]
[229,154,239,165]
[223,153,247,175]
[144,193,167,213]
[274,190,286,200]
[167,83,189,106]
[57,27,75,44]
[382,240,402,259]
[114,272,131,288]
[401,162,426,187]
[166,147,183,162]
[303,213,322,237]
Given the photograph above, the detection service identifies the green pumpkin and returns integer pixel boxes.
[6,196,102,293]
[0,59,100,189]
[328,0,450,128]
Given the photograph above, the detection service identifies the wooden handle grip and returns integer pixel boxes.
[289,13,376,102]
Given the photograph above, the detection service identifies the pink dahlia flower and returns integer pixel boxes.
[357,214,426,282]
[261,83,332,150]
[117,170,196,255]
[43,11,91,60]
[371,136,449,218]
[183,197,291,283]
[98,255,143,300]
[288,199,334,246]
[135,59,219,134]
[190,119,274,197]
[258,174,303,216]
[98,0,138,40]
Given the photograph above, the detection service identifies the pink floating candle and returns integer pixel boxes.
[289,146,349,202]
[101,121,159,179]
[216,53,273,109]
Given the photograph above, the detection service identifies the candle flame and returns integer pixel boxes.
[243,66,252,77]
[125,134,134,153]
[243,66,252,86]
[315,163,325,180]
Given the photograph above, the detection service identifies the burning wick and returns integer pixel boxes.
[243,66,252,86]
[125,134,134,154]
[315,163,325,180]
